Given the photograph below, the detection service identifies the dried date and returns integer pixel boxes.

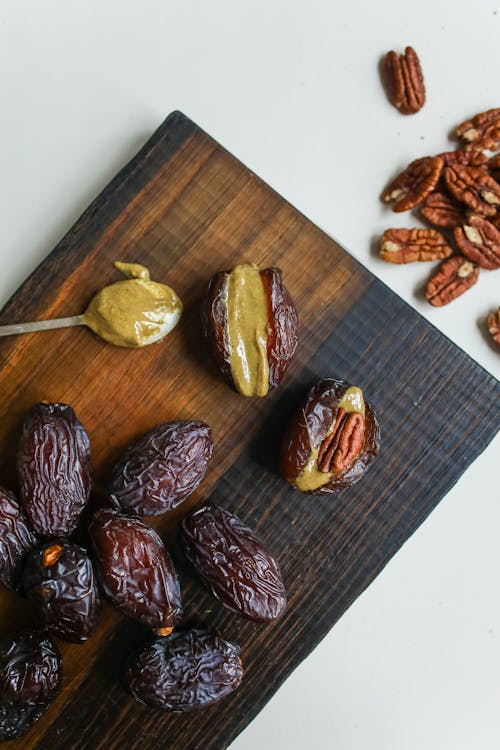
[280,379,380,493]
[0,630,62,740]
[89,510,182,632]
[109,421,213,517]
[182,503,286,623]
[17,402,92,537]
[0,486,37,592]
[202,264,298,397]
[124,629,243,711]
[22,541,101,642]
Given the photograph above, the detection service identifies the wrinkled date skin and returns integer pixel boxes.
[0,630,62,741]
[201,264,298,397]
[280,379,381,494]
[0,486,37,592]
[124,629,243,711]
[22,541,101,642]
[182,504,286,623]
[89,510,182,631]
[109,421,213,516]
[17,402,92,538]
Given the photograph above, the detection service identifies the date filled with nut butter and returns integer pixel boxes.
[202,263,298,397]
[280,379,380,493]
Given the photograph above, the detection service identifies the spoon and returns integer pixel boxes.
[0,262,183,348]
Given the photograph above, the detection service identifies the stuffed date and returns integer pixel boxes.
[280,378,380,493]
[202,263,298,397]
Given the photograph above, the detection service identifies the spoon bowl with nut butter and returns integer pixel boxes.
[0,262,183,348]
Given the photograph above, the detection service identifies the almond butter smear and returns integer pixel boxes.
[83,262,183,348]
[225,264,270,397]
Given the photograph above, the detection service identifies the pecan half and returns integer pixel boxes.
[425,255,479,306]
[443,165,500,217]
[437,150,488,168]
[420,191,465,228]
[453,215,500,270]
[456,108,500,152]
[488,154,500,182]
[487,308,500,347]
[382,156,442,212]
[383,47,425,115]
[317,410,364,473]
[380,228,453,263]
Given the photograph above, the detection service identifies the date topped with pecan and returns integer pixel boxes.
[280,379,380,494]
[202,263,298,397]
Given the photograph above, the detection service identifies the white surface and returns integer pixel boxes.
[1,1,499,748]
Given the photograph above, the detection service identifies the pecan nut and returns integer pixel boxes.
[437,150,488,168]
[425,255,479,306]
[380,228,453,263]
[280,379,380,494]
[453,215,500,269]
[487,308,500,347]
[382,156,442,212]
[443,165,500,217]
[456,108,500,152]
[383,46,425,114]
[488,154,500,182]
[420,191,465,228]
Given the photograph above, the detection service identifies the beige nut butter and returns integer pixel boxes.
[293,386,365,492]
[84,262,182,348]
[225,264,270,397]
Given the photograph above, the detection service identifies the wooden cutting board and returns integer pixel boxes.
[0,112,498,750]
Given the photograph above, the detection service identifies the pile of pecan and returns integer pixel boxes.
[380,107,500,349]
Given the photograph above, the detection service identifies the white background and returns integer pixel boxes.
[1,1,499,748]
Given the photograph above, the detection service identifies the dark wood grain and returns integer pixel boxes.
[0,111,498,750]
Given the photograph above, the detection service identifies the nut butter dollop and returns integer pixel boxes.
[294,386,365,492]
[83,262,183,348]
[225,264,270,397]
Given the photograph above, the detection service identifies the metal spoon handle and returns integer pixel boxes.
[0,314,85,338]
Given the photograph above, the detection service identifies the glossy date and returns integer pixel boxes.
[89,509,182,632]
[182,503,286,623]
[0,486,37,592]
[22,541,101,642]
[0,630,62,740]
[201,264,298,397]
[108,421,213,517]
[280,378,381,493]
[124,629,243,711]
[17,402,92,537]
